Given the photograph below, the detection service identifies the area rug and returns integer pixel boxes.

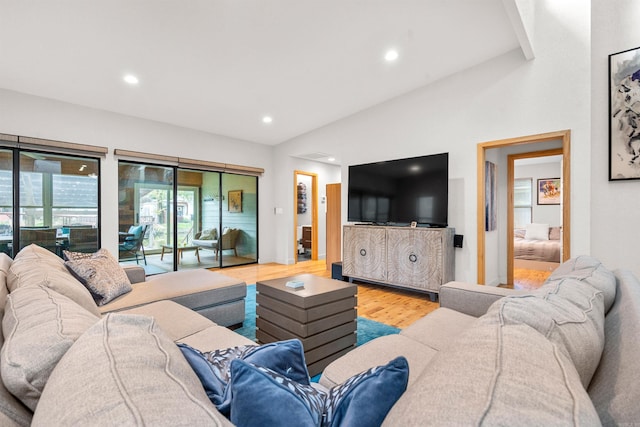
[235,284,400,346]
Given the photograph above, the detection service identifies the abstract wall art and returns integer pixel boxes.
[609,46,640,180]
[485,161,497,231]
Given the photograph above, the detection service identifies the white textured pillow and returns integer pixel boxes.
[65,249,132,306]
[524,223,549,240]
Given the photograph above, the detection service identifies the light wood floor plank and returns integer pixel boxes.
[216,260,439,329]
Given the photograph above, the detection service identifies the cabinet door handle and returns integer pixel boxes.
[360,249,367,256]
[409,253,417,263]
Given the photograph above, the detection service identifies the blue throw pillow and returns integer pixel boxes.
[324,356,409,427]
[228,356,409,427]
[178,339,310,415]
[230,359,326,427]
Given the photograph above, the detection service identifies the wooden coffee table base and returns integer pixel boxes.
[256,274,357,377]
[160,245,200,264]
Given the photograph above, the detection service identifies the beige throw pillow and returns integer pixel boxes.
[1,285,98,411]
[198,228,218,241]
[65,248,132,306]
[32,314,226,426]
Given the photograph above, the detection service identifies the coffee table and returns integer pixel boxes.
[256,274,357,376]
[160,245,200,264]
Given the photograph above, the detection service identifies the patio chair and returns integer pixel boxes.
[118,224,148,265]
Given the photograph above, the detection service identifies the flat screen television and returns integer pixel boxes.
[347,152,448,227]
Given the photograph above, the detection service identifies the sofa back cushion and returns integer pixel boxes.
[0,253,10,319]
[7,244,100,317]
[383,317,600,425]
[1,285,99,411]
[546,255,616,313]
[0,254,33,426]
[31,314,230,426]
[588,269,640,425]
[485,278,605,388]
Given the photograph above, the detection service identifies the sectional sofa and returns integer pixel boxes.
[1,244,638,425]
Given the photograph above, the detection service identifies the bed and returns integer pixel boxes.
[514,225,561,264]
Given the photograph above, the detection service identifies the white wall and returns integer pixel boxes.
[276,1,591,283]
[270,155,341,264]
[0,88,277,262]
[591,0,640,277]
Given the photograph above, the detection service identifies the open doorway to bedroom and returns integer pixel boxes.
[477,130,571,286]
[508,149,563,289]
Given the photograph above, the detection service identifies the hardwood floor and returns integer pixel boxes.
[215,260,439,329]
[511,268,551,290]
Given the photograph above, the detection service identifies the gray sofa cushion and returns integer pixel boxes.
[99,269,245,319]
[319,334,437,389]
[488,278,606,388]
[384,319,600,425]
[31,314,232,426]
[588,269,640,425]
[400,307,477,351]
[0,255,32,427]
[7,244,100,317]
[546,255,616,313]
[119,300,215,342]
[1,285,99,411]
[178,323,256,353]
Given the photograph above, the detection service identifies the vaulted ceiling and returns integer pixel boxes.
[0,1,529,145]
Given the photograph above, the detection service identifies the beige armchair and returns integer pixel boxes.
[193,227,240,260]
[217,228,239,258]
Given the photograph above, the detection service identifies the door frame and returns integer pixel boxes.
[293,170,318,262]
[507,148,563,285]
[477,130,571,284]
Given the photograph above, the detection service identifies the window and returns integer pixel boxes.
[514,178,532,228]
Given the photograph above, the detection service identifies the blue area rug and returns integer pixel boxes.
[235,284,400,346]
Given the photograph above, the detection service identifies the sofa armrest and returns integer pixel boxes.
[123,265,146,284]
[439,281,523,317]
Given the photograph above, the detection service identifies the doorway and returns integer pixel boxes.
[508,149,563,288]
[294,170,318,263]
[477,130,571,285]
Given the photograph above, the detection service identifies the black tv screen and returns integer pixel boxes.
[347,152,448,227]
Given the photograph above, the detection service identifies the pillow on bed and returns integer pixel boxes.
[524,223,549,241]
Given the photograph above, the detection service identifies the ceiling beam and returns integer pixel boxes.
[502,0,535,60]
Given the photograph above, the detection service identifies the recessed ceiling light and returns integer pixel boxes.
[328,157,336,162]
[262,116,273,124]
[123,74,139,85]
[384,49,399,62]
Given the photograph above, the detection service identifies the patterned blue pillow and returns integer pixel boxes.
[324,356,409,426]
[230,359,326,427]
[229,356,409,427]
[178,339,310,415]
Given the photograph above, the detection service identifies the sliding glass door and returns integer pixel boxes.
[0,143,101,258]
[118,160,258,273]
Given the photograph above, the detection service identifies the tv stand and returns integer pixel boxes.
[342,225,454,301]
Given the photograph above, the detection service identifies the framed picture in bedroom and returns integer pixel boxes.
[537,178,561,205]
[228,190,243,213]
[609,45,640,180]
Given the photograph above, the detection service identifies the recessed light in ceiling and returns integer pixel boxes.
[262,116,273,124]
[384,49,399,62]
[328,157,336,162]
[123,74,139,85]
